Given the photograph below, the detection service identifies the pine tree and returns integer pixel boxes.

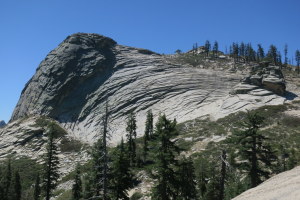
[90,102,111,199]
[82,174,93,199]
[0,168,4,200]
[143,136,149,164]
[194,155,209,199]
[177,158,197,200]
[110,138,133,200]
[257,44,265,62]
[33,173,41,200]
[230,111,276,188]
[267,45,278,65]
[219,150,227,200]
[284,44,288,67]
[126,112,137,166]
[143,110,153,162]
[295,50,300,74]
[232,43,239,62]
[101,102,110,200]
[205,40,211,57]
[4,158,12,200]
[14,171,22,200]
[151,114,179,200]
[213,41,219,58]
[239,42,245,62]
[144,110,154,140]
[204,161,220,200]
[42,125,60,200]
[72,164,82,200]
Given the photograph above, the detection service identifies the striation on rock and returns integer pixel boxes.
[7,33,289,145]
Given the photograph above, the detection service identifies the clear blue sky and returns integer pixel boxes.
[1,0,299,123]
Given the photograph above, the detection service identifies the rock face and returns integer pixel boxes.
[9,33,287,144]
[0,120,6,128]
[240,62,286,95]
[233,166,300,200]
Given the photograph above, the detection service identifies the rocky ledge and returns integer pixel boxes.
[233,62,286,96]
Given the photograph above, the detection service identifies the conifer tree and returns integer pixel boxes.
[232,43,239,62]
[213,41,219,58]
[14,171,22,200]
[257,44,265,61]
[110,138,133,200]
[284,44,288,66]
[204,161,220,200]
[126,112,137,166]
[219,150,227,200]
[205,40,211,57]
[82,175,93,199]
[178,158,197,200]
[239,42,245,61]
[230,111,276,188]
[4,158,12,200]
[0,168,4,200]
[72,164,82,200]
[143,110,153,162]
[144,110,154,140]
[194,155,209,199]
[90,102,110,199]
[143,136,149,164]
[151,114,179,200]
[267,45,278,65]
[33,173,41,200]
[295,50,300,74]
[43,125,60,200]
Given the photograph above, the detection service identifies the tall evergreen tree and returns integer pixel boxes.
[0,168,4,200]
[219,150,227,200]
[72,164,82,200]
[257,44,265,61]
[91,138,105,197]
[126,112,137,166]
[90,102,111,199]
[204,161,220,200]
[205,40,211,57]
[14,171,22,200]
[110,138,133,200]
[4,158,12,200]
[230,111,276,188]
[239,42,245,61]
[143,110,154,162]
[267,45,278,65]
[284,44,288,66]
[151,114,179,200]
[213,41,219,58]
[232,43,239,62]
[42,125,60,200]
[295,50,300,74]
[144,110,154,140]
[177,158,197,200]
[33,173,41,200]
[102,102,110,200]
[194,155,209,199]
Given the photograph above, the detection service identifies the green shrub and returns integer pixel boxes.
[59,137,83,152]
[130,192,143,200]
